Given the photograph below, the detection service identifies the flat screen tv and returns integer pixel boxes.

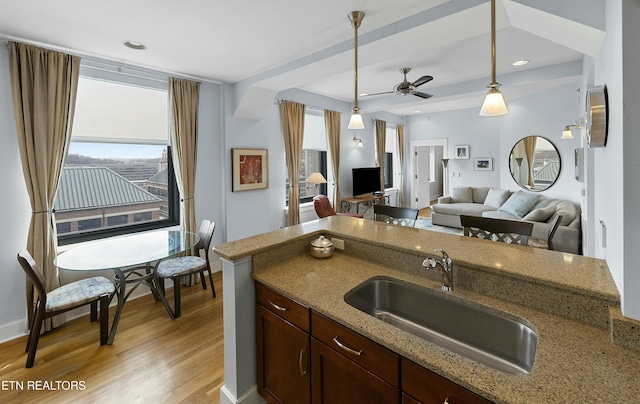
[352,167,381,197]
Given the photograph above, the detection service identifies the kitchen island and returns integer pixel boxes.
[214,216,640,404]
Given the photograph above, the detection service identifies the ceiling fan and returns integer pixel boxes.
[364,67,434,99]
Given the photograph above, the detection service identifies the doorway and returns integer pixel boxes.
[409,139,448,210]
[415,146,431,210]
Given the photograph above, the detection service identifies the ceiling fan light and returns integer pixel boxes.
[348,109,365,130]
[479,86,508,116]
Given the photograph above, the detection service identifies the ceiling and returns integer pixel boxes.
[0,0,605,117]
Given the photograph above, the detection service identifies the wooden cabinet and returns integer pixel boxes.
[256,283,311,404]
[311,312,400,404]
[255,282,490,404]
[402,358,491,404]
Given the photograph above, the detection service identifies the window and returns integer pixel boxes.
[285,109,328,204]
[56,71,179,245]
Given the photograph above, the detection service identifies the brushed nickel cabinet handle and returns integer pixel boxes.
[269,300,288,312]
[333,337,363,356]
[299,348,308,376]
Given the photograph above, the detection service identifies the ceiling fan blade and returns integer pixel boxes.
[412,75,434,87]
[413,91,433,99]
[361,91,394,97]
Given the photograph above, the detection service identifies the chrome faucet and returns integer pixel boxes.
[422,249,454,292]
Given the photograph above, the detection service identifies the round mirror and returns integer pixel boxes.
[509,136,561,192]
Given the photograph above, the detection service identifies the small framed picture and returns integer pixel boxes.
[454,145,469,159]
[474,158,493,171]
[232,148,268,191]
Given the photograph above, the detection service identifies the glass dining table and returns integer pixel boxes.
[54,229,200,344]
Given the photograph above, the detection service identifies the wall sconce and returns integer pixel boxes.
[561,124,582,139]
[352,136,364,148]
[305,172,327,186]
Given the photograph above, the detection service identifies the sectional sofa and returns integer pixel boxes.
[431,186,581,254]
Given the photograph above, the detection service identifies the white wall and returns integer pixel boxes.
[0,44,31,342]
[222,87,405,237]
[407,82,582,204]
[590,0,640,320]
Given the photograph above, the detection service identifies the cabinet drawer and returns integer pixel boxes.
[401,358,492,404]
[256,282,309,332]
[311,311,400,387]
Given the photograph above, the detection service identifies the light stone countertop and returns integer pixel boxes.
[253,253,640,403]
[214,216,639,403]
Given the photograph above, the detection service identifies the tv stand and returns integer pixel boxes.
[341,194,389,218]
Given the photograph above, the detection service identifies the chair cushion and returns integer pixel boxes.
[498,191,541,218]
[433,202,496,216]
[484,188,511,208]
[450,187,473,203]
[156,256,207,278]
[46,277,115,312]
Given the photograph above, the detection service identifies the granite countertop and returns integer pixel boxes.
[214,216,640,403]
[253,252,640,403]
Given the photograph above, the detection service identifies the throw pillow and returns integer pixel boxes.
[498,191,541,218]
[450,187,473,203]
[522,205,556,222]
[472,187,490,203]
[484,188,511,208]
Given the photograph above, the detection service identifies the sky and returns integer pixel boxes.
[69,142,166,160]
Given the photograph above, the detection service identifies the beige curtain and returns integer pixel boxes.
[375,120,387,192]
[324,110,341,212]
[524,136,537,187]
[396,124,405,207]
[281,100,305,226]
[9,42,80,330]
[168,77,200,235]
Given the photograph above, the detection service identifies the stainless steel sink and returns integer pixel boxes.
[344,276,537,374]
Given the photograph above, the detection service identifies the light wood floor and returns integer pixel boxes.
[0,271,224,404]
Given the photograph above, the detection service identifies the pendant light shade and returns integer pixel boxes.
[480,0,508,116]
[348,11,365,129]
[348,109,364,129]
[480,85,508,116]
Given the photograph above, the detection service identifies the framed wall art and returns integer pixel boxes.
[232,148,268,191]
[454,145,469,159]
[474,158,493,171]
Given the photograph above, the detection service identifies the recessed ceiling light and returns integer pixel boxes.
[413,110,421,113]
[512,60,529,66]
[123,40,146,50]
[359,93,368,97]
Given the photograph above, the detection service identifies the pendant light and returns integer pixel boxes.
[479,0,508,116]
[348,11,365,129]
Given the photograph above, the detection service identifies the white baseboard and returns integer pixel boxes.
[0,319,27,344]
[220,385,265,404]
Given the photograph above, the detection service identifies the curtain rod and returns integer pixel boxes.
[2,36,221,85]
[274,98,338,113]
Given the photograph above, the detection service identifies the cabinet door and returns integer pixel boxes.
[256,305,310,404]
[401,358,491,404]
[311,337,400,404]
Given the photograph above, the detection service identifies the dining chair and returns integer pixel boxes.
[528,215,563,250]
[374,205,420,227]
[17,250,115,368]
[313,195,364,218]
[460,215,534,246]
[154,219,216,319]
